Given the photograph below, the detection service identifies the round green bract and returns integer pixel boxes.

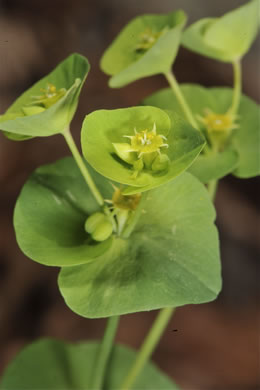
[182,0,260,62]
[14,156,221,318]
[58,166,221,318]
[101,10,186,87]
[0,339,179,390]
[14,157,114,267]
[81,106,205,193]
[0,53,90,139]
[143,84,259,181]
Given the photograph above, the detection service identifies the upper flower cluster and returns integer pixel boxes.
[113,123,169,178]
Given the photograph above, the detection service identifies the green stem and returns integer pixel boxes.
[122,192,148,239]
[120,308,175,390]
[207,179,218,202]
[91,316,120,390]
[229,60,242,116]
[164,71,198,129]
[63,127,104,206]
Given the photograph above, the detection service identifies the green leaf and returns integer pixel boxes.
[59,170,221,318]
[209,88,260,179]
[14,157,114,267]
[182,0,260,62]
[0,54,90,139]
[100,10,186,87]
[81,106,205,193]
[143,84,260,180]
[188,149,239,183]
[0,339,178,390]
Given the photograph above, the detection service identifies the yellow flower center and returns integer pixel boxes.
[135,27,169,52]
[112,187,141,211]
[198,110,238,132]
[105,185,142,235]
[124,123,168,158]
[31,83,66,108]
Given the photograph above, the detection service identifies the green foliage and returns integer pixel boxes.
[59,163,220,318]
[182,0,260,62]
[81,106,205,193]
[0,339,179,390]
[0,54,89,139]
[14,157,221,318]
[143,84,260,181]
[14,157,113,267]
[100,10,186,87]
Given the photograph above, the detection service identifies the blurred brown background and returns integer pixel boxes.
[0,1,259,389]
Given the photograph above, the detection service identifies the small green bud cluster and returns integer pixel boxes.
[84,212,113,242]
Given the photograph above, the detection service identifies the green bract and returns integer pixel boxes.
[81,106,205,193]
[143,84,260,182]
[14,158,114,267]
[182,0,260,62]
[59,162,220,318]
[100,10,186,87]
[14,157,221,318]
[0,339,179,390]
[0,53,90,140]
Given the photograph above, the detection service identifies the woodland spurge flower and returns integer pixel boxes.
[198,109,239,152]
[105,185,141,235]
[135,26,169,52]
[29,83,67,110]
[198,109,239,132]
[113,123,169,178]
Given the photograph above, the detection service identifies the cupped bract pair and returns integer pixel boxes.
[0,53,90,140]
[144,85,260,182]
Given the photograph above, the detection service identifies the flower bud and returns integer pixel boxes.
[91,220,113,242]
[84,212,106,234]
[152,154,169,172]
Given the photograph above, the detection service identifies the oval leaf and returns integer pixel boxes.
[101,10,186,87]
[81,106,205,193]
[14,157,114,267]
[0,339,178,390]
[144,84,259,180]
[0,54,90,139]
[59,171,221,318]
[182,0,260,62]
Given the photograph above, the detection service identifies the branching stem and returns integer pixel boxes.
[164,71,198,129]
[229,60,242,115]
[207,179,218,202]
[120,307,175,390]
[63,127,104,206]
[91,316,120,390]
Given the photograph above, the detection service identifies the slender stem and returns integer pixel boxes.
[120,308,175,390]
[207,179,218,202]
[63,127,104,206]
[164,71,198,129]
[229,60,242,116]
[91,316,120,390]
